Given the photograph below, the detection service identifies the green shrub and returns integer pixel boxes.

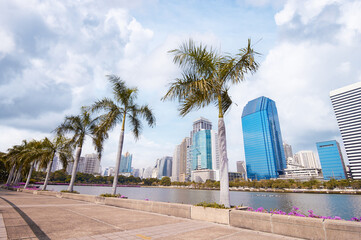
[100,193,120,197]
[60,190,79,194]
[195,201,229,209]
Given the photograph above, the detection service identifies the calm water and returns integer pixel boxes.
[44,185,361,220]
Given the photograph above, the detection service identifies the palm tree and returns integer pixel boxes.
[40,136,73,190]
[22,139,44,189]
[162,39,258,207]
[55,108,102,192]
[91,75,156,195]
[4,140,28,185]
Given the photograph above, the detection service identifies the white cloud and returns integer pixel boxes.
[0,30,15,56]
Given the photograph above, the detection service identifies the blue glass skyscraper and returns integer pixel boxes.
[192,130,212,170]
[119,152,132,173]
[242,96,286,180]
[316,140,346,180]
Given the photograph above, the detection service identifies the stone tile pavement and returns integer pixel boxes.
[0,188,300,240]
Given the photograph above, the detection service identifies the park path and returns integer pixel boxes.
[0,188,300,240]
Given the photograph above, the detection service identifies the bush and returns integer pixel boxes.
[195,201,229,209]
[60,190,79,194]
[100,193,120,197]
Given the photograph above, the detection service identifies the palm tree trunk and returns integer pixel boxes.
[218,117,230,208]
[68,146,82,192]
[112,116,126,195]
[14,164,23,185]
[42,154,55,191]
[6,164,16,185]
[24,162,35,189]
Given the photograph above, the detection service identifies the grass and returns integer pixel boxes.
[195,201,229,209]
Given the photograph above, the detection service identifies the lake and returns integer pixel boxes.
[44,185,361,220]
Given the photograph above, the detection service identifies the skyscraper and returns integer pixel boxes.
[157,156,172,178]
[330,82,361,179]
[119,152,132,173]
[242,96,286,180]
[192,129,212,170]
[316,140,346,180]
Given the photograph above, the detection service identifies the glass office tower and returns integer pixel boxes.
[242,96,286,180]
[316,140,346,180]
[192,129,212,170]
[119,152,132,173]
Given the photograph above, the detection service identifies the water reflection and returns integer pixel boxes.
[44,185,361,220]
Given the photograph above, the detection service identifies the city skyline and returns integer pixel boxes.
[1,1,361,171]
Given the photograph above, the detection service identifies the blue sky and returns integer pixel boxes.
[1,0,361,171]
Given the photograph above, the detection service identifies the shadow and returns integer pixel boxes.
[0,196,50,240]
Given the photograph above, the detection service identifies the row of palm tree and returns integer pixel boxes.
[1,38,258,207]
[1,75,156,195]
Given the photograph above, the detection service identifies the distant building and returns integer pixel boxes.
[143,166,153,179]
[191,169,216,183]
[192,129,212,170]
[316,140,347,180]
[66,157,85,175]
[172,137,190,182]
[119,152,132,173]
[157,156,172,179]
[228,172,243,182]
[236,161,247,180]
[172,145,181,182]
[279,168,323,181]
[84,153,101,175]
[293,151,320,169]
[131,168,140,178]
[242,96,286,180]
[330,82,361,179]
[283,142,293,160]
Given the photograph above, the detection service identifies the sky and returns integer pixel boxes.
[1,0,361,172]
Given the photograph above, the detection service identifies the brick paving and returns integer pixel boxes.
[0,188,300,240]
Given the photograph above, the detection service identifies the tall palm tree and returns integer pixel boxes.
[162,39,259,207]
[55,108,102,192]
[91,75,156,195]
[40,136,73,190]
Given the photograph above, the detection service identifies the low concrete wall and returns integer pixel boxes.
[230,210,361,240]
[13,188,361,239]
[191,206,230,225]
[104,198,191,219]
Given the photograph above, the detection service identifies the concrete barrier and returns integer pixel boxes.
[271,214,324,239]
[324,219,361,239]
[230,209,272,232]
[191,206,230,224]
[104,198,191,219]
[61,193,97,203]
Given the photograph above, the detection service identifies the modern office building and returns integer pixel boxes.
[242,96,286,180]
[172,137,190,182]
[172,145,181,181]
[119,152,132,173]
[66,156,85,175]
[330,82,361,179]
[293,151,321,169]
[192,129,213,170]
[316,140,347,180]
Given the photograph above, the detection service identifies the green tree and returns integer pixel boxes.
[90,75,156,195]
[56,108,103,192]
[162,39,258,207]
[160,176,171,186]
[0,152,8,183]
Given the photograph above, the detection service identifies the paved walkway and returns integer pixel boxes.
[0,188,300,240]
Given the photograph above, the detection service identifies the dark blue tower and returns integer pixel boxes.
[242,96,286,180]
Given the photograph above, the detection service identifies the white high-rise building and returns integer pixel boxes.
[294,151,320,169]
[330,82,361,179]
[84,153,101,174]
[172,145,181,182]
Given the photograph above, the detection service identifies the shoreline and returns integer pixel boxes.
[26,183,361,195]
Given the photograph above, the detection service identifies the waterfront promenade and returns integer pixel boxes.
[0,188,298,240]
